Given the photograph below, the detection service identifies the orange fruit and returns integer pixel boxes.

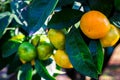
[53,50,73,68]
[48,29,65,50]
[80,10,110,39]
[18,42,36,62]
[100,24,119,47]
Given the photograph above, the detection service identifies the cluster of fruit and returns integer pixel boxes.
[17,29,73,68]
[17,10,120,69]
[80,10,120,47]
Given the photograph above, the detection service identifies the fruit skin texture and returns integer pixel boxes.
[31,35,40,46]
[18,42,36,62]
[53,50,73,68]
[100,24,120,47]
[48,29,65,50]
[80,10,110,39]
[37,42,53,60]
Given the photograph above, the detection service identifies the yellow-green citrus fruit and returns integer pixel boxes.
[53,50,73,68]
[18,42,36,62]
[37,42,53,60]
[80,10,110,39]
[31,35,40,46]
[40,34,50,43]
[100,24,120,47]
[48,29,65,49]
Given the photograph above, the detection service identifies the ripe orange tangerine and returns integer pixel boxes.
[80,10,110,39]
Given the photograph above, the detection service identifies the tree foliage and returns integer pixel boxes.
[0,0,119,79]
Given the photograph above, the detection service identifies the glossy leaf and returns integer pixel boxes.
[10,0,31,32]
[88,0,114,17]
[41,58,53,66]
[56,0,74,8]
[105,47,114,56]
[57,0,87,7]
[7,54,22,74]
[2,41,20,58]
[110,12,120,28]
[75,0,87,3]
[114,0,120,11]
[48,8,83,29]
[0,58,7,70]
[0,53,15,70]
[32,73,41,80]
[11,0,58,35]
[0,32,14,68]
[0,30,12,49]
[18,63,32,80]
[89,40,104,74]
[66,27,98,79]
[0,12,13,39]
[103,47,114,69]
[35,60,55,80]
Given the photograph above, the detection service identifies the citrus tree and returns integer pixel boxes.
[0,0,120,80]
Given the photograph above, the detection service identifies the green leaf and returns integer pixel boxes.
[7,54,22,74]
[65,27,98,79]
[28,0,58,34]
[0,12,13,39]
[41,58,53,66]
[88,0,113,17]
[0,30,12,46]
[56,0,74,8]
[114,0,120,11]
[11,0,58,34]
[35,59,55,80]
[89,40,104,74]
[0,53,15,70]
[0,12,11,19]
[105,47,114,56]
[0,58,7,70]
[2,41,20,58]
[32,73,41,80]
[110,12,120,28]
[48,8,83,29]
[18,63,32,80]
[0,30,13,69]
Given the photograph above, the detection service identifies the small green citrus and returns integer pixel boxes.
[31,35,40,46]
[37,42,53,60]
[18,42,36,62]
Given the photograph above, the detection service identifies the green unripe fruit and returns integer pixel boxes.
[18,42,36,62]
[37,42,53,60]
